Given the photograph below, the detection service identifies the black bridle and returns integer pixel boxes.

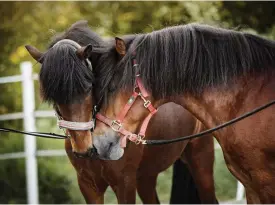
[0,127,66,139]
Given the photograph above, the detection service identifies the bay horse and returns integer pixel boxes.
[25,21,217,203]
[49,23,275,203]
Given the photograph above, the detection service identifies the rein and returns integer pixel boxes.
[0,127,67,139]
[143,99,275,145]
[1,99,274,142]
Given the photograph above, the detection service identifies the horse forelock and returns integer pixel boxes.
[39,43,95,104]
[39,24,106,105]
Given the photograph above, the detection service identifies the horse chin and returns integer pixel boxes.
[99,144,124,160]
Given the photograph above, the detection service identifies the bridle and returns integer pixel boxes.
[54,104,95,138]
[95,53,158,147]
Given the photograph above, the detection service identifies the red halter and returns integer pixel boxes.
[96,76,157,147]
[95,52,157,147]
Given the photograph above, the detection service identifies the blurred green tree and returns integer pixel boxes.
[1,1,275,203]
[220,2,275,33]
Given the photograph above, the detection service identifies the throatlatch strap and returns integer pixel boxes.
[139,112,156,137]
[136,77,149,97]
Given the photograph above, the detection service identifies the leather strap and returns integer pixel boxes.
[58,119,94,131]
[95,77,158,148]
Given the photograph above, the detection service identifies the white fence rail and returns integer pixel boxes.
[0,61,245,204]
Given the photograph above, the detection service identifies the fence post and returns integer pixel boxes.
[236,181,245,201]
[21,62,39,204]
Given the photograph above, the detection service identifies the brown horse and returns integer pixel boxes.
[43,23,275,203]
[65,104,216,204]
[25,21,217,203]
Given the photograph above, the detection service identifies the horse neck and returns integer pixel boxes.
[173,71,275,135]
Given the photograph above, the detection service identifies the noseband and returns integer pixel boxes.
[54,105,95,133]
[95,54,158,147]
[52,39,95,134]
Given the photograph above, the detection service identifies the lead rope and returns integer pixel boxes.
[143,99,275,145]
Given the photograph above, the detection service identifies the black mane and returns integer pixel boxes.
[100,23,275,101]
[39,21,107,104]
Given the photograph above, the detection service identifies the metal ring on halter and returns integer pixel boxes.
[135,134,146,145]
[137,92,152,108]
[133,64,139,69]
[143,100,152,108]
[110,120,122,132]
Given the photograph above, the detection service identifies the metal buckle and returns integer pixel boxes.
[137,92,151,108]
[144,100,151,108]
[135,134,145,145]
[133,64,139,69]
[111,120,122,132]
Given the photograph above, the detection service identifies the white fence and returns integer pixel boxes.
[0,61,245,204]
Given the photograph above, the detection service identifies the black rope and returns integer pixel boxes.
[1,100,275,143]
[144,100,275,145]
[0,127,67,139]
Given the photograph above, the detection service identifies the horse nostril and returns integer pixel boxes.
[92,146,98,155]
[87,146,98,158]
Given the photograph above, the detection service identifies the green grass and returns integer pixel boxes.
[103,143,239,203]
[103,147,238,203]
[31,148,239,204]
[214,148,238,201]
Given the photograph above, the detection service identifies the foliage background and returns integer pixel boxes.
[1,1,275,203]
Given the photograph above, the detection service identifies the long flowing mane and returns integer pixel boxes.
[39,21,107,104]
[106,23,275,99]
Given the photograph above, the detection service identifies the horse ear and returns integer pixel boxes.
[25,45,44,63]
[77,44,93,60]
[115,37,126,57]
